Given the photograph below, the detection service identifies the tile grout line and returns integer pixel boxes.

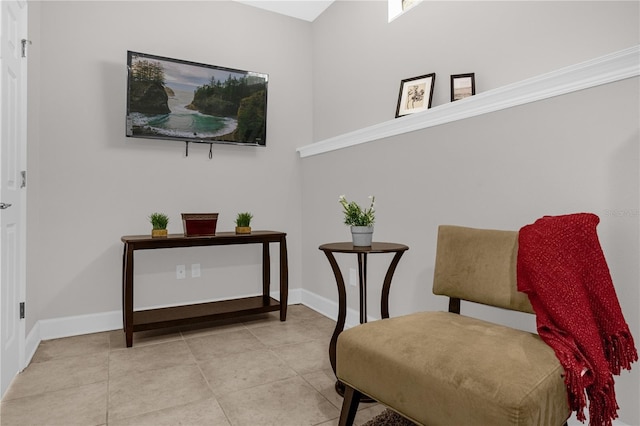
[7,307,357,425]
[180,324,235,426]
[106,332,112,425]
[243,316,347,424]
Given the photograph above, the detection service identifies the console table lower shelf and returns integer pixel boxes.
[132,295,281,332]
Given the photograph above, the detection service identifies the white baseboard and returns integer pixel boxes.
[299,288,378,329]
[38,310,123,340]
[23,288,305,365]
[24,321,41,368]
[24,309,122,367]
[24,288,373,357]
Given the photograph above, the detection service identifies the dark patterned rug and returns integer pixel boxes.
[364,409,418,426]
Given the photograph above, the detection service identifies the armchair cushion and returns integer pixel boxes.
[433,226,534,314]
[337,311,569,426]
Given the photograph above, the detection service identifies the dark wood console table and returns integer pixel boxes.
[319,242,408,396]
[121,231,288,347]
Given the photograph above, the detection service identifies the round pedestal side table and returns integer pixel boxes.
[319,242,409,398]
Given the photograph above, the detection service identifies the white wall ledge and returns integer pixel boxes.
[297,45,640,158]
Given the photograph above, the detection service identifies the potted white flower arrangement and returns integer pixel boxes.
[339,195,375,246]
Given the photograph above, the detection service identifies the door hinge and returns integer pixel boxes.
[21,39,31,58]
[19,302,25,319]
[21,171,26,188]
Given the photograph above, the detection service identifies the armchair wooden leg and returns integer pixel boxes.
[338,384,362,426]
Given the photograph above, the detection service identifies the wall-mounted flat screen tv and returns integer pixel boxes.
[126,51,268,146]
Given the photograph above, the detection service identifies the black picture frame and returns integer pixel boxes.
[450,73,476,102]
[395,73,436,118]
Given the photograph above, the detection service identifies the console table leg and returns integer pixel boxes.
[121,245,126,326]
[279,236,288,321]
[123,243,134,348]
[262,242,270,304]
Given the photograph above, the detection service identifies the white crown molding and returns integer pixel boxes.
[297,45,640,158]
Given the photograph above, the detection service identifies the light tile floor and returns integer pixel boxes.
[0,305,385,425]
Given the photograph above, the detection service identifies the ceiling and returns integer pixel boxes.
[233,0,335,22]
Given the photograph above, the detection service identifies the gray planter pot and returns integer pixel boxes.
[351,226,374,246]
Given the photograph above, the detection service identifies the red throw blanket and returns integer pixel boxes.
[517,213,637,426]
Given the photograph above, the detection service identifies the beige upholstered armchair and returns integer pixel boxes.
[336,225,571,426]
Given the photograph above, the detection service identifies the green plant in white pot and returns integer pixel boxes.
[339,195,375,246]
[149,212,169,238]
[235,212,253,234]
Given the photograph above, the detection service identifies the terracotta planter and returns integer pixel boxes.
[235,226,252,234]
[151,229,168,238]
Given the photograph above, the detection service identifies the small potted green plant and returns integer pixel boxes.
[149,212,169,238]
[235,212,253,234]
[339,195,375,246]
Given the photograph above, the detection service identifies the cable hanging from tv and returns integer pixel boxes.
[183,141,214,159]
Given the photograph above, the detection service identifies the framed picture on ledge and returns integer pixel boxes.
[395,73,436,118]
[450,73,476,102]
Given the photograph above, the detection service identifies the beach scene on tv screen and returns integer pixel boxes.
[126,53,267,145]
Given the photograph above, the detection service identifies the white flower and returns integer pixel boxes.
[339,194,376,226]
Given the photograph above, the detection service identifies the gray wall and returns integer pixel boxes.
[312,0,639,139]
[26,1,312,328]
[305,1,639,423]
[24,1,639,423]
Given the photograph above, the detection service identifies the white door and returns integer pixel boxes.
[0,0,27,398]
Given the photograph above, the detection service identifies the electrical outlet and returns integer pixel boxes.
[191,263,201,278]
[349,268,357,287]
[176,264,186,280]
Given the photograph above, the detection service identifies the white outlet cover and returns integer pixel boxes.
[349,268,357,287]
[176,264,186,279]
[191,264,201,278]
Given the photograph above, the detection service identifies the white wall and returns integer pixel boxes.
[304,1,639,424]
[26,1,312,329]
